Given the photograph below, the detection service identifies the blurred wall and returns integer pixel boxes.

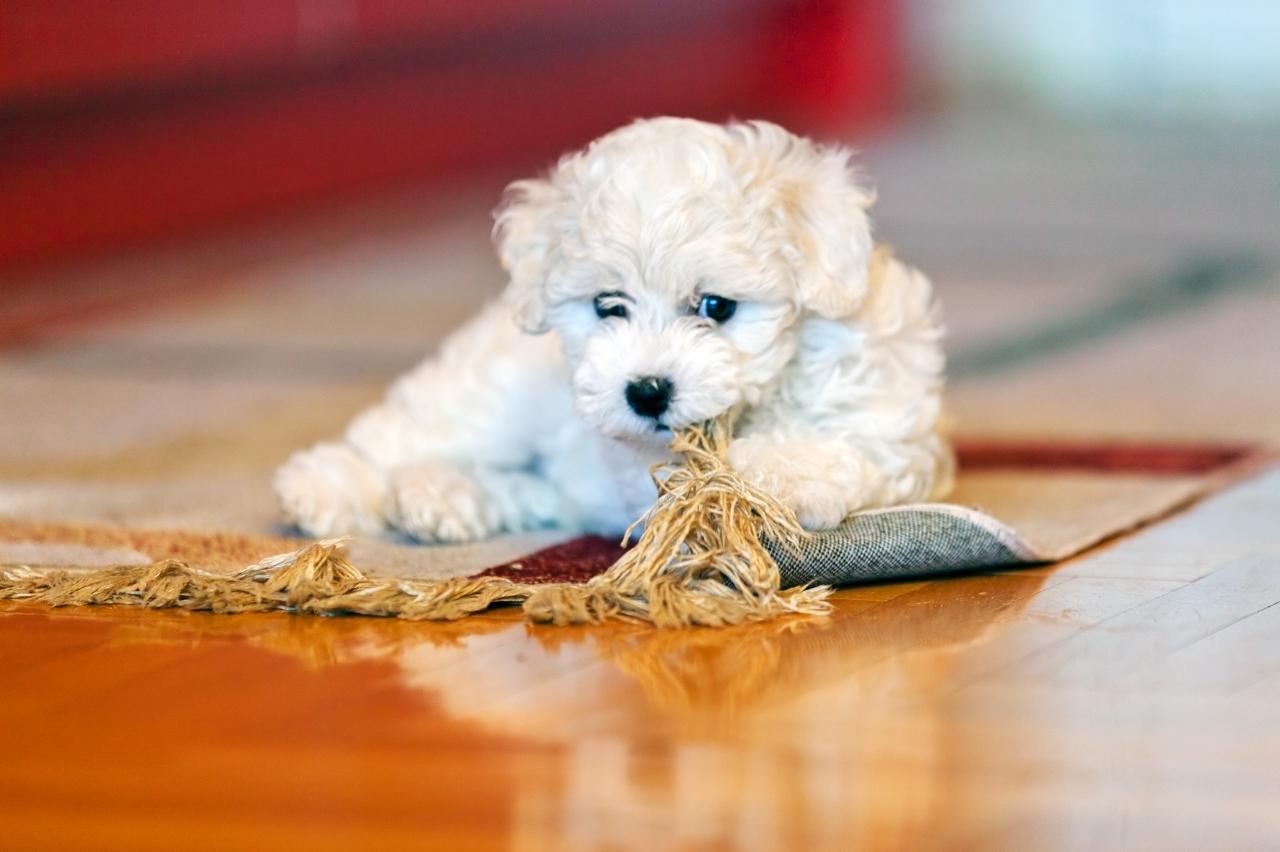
[912,0,1280,122]
[0,0,904,273]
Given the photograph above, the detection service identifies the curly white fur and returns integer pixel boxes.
[276,118,953,542]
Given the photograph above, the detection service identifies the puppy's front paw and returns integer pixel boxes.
[388,463,495,544]
[727,437,861,531]
[275,442,388,537]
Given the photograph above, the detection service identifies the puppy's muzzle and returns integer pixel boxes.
[625,376,673,419]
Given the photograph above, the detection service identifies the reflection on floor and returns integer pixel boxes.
[4,471,1280,850]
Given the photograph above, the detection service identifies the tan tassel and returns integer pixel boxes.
[0,419,832,628]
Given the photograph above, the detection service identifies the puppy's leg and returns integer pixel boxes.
[728,434,951,530]
[275,441,389,537]
[276,301,570,539]
[388,462,571,544]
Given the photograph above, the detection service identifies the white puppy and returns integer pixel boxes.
[276,117,952,543]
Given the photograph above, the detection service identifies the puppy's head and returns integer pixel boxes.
[494,118,874,443]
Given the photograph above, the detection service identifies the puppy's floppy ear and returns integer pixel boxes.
[732,121,875,319]
[493,176,565,333]
[784,157,875,319]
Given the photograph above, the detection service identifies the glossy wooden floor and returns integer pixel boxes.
[4,471,1280,851]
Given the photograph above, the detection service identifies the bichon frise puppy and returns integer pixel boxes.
[276,117,952,543]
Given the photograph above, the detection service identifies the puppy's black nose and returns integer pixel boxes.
[625,376,673,419]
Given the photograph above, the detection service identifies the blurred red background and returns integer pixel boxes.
[0,0,903,273]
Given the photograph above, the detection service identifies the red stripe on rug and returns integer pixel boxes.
[954,440,1255,476]
[479,535,624,585]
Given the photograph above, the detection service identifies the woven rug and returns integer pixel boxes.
[0,439,1262,596]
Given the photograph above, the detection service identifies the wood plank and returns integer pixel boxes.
[942,575,1186,687]
[1128,601,1280,693]
[988,555,1280,688]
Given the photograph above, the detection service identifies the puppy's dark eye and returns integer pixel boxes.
[697,294,737,323]
[593,293,628,319]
